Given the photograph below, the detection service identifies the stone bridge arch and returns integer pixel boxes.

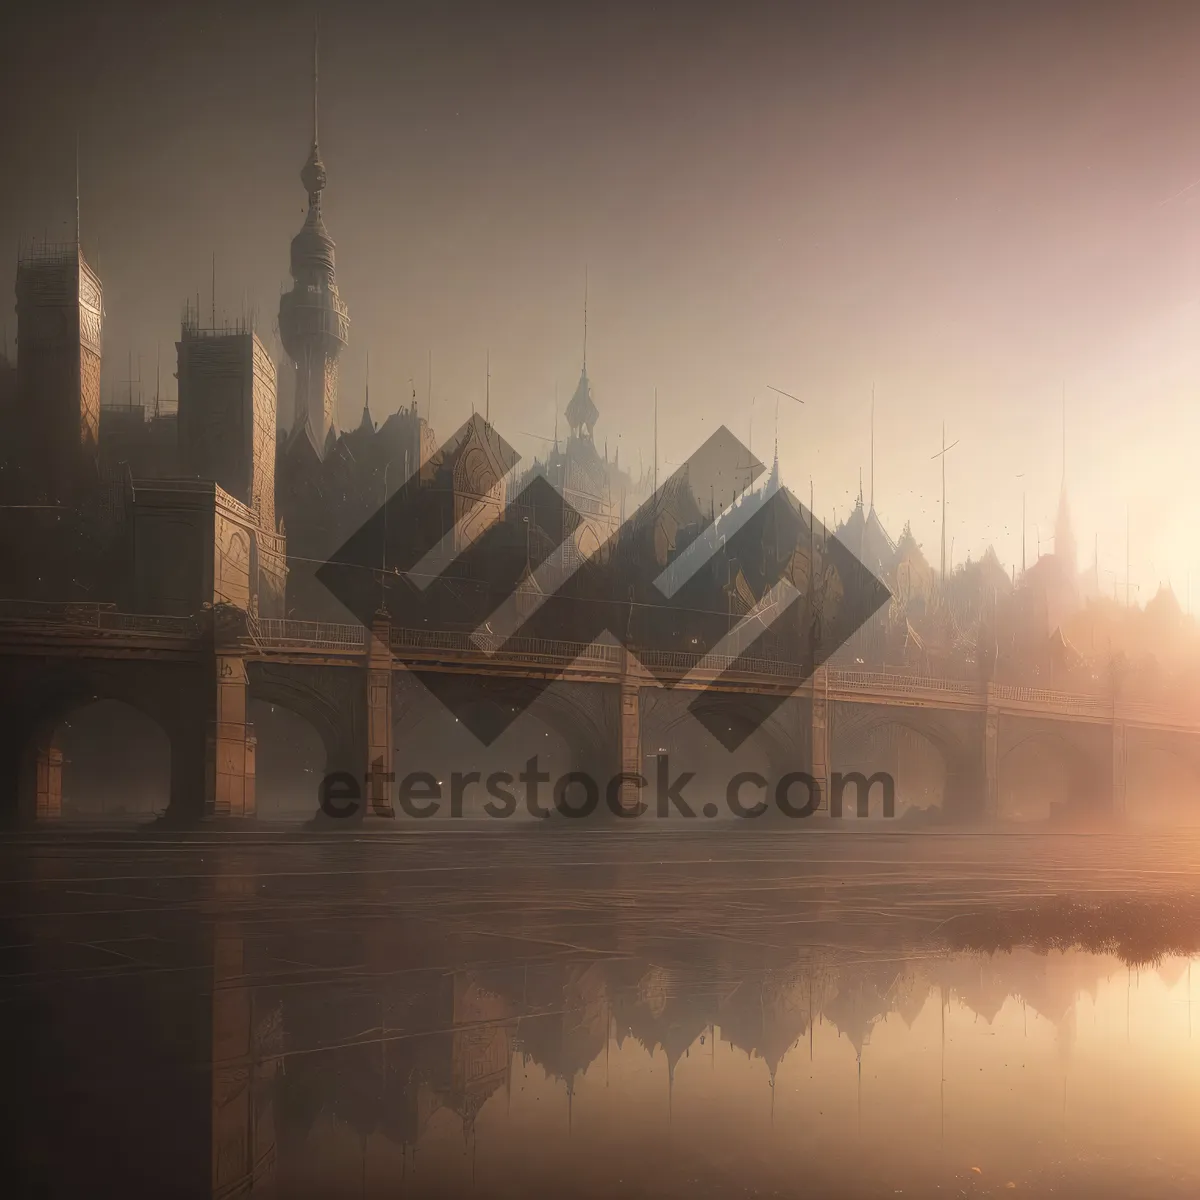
[391,673,616,819]
[831,702,981,819]
[246,662,366,782]
[996,717,1113,821]
[0,656,206,823]
[641,688,804,821]
[1123,727,1200,824]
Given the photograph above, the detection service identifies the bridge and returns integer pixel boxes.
[2,599,1197,824]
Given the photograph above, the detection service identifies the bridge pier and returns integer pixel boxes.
[1112,721,1128,819]
[984,691,999,821]
[206,654,256,819]
[811,667,831,808]
[618,649,643,813]
[33,737,63,821]
[367,613,395,819]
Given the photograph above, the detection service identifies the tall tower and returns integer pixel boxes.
[15,240,103,501]
[278,19,349,461]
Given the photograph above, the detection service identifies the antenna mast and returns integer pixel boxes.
[653,387,658,494]
[870,383,875,510]
[931,424,960,586]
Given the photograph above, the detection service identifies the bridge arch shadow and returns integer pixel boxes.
[997,728,1104,822]
[392,673,612,821]
[246,663,365,812]
[641,691,800,822]
[0,660,188,824]
[832,707,949,820]
[38,698,171,822]
[1125,733,1200,826]
[248,698,327,821]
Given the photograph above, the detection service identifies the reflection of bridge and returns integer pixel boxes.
[2,600,1198,823]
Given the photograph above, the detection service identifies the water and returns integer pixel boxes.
[4,828,1200,1197]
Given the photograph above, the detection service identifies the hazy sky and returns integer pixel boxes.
[5,0,1200,603]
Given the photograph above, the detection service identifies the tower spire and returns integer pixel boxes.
[582,266,588,370]
[279,9,348,460]
[359,348,373,431]
[74,131,80,247]
[312,14,320,151]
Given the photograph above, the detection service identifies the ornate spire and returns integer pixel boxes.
[358,350,373,433]
[278,11,349,460]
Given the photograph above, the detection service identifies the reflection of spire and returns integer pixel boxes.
[856,1046,862,1137]
[939,986,945,1147]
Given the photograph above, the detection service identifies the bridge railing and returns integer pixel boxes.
[993,683,1111,710]
[829,670,980,697]
[0,599,199,637]
[390,625,622,666]
[636,649,802,679]
[251,618,367,651]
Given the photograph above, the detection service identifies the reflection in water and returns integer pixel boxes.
[272,948,1200,1198]
[7,832,1200,1197]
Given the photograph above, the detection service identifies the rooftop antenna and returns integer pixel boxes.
[211,252,216,329]
[653,387,658,494]
[427,348,432,423]
[931,423,960,585]
[154,343,161,418]
[485,348,490,425]
[582,266,588,370]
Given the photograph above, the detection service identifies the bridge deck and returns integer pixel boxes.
[0,605,1194,733]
